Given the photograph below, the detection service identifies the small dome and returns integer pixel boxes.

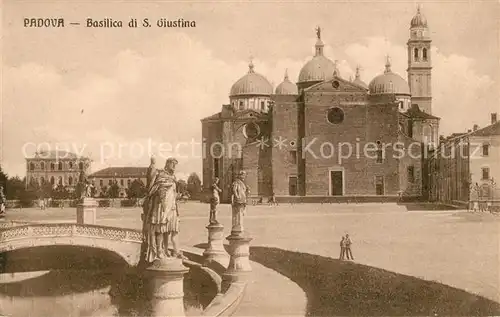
[298,28,336,84]
[410,6,428,28]
[352,66,368,89]
[369,58,410,95]
[230,62,273,97]
[275,70,298,95]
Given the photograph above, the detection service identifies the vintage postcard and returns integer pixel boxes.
[0,1,499,316]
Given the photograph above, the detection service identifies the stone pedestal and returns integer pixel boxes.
[76,198,97,225]
[203,223,229,266]
[223,234,252,284]
[146,257,189,317]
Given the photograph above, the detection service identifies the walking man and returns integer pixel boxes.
[345,234,354,260]
[339,236,346,260]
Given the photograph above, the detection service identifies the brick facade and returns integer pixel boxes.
[202,76,435,202]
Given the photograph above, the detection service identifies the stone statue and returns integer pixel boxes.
[209,177,222,224]
[0,185,5,215]
[77,170,89,199]
[316,26,321,39]
[146,155,157,191]
[230,170,250,236]
[142,157,183,262]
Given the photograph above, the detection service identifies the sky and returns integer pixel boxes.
[1,0,499,179]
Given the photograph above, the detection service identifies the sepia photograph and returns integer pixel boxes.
[0,0,499,316]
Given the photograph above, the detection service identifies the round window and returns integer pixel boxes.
[332,80,340,89]
[243,122,261,139]
[327,107,344,124]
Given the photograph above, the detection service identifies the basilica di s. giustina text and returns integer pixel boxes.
[201,7,440,203]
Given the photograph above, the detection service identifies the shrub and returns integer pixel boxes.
[98,199,111,208]
[121,199,137,207]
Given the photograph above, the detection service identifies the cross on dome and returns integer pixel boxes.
[248,56,255,73]
[385,55,392,73]
[355,65,362,79]
[333,60,340,76]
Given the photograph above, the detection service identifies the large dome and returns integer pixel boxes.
[230,62,273,97]
[369,59,410,95]
[275,70,298,95]
[410,6,428,28]
[298,30,336,84]
[298,55,336,84]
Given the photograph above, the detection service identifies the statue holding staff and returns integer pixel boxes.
[142,157,182,262]
[209,177,222,224]
[230,170,250,235]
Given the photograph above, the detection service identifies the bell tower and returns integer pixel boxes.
[407,5,432,114]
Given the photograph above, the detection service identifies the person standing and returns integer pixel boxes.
[209,177,222,224]
[345,234,354,260]
[230,170,250,235]
[339,236,346,260]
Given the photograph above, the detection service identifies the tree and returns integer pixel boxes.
[0,165,7,189]
[52,184,71,200]
[100,185,109,198]
[108,182,120,199]
[5,176,25,200]
[177,179,188,194]
[187,173,202,200]
[127,179,147,199]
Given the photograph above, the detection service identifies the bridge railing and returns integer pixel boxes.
[0,223,143,243]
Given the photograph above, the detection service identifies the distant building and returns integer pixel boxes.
[428,113,499,205]
[89,167,148,198]
[201,7,438,202]
[25,150,91,191]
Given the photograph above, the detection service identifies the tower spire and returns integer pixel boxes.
[284,68,289,81]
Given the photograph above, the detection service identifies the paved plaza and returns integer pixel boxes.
[4,202,500,314]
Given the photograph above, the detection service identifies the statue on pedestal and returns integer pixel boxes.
[142,157,183,262]
[230,170,250,235]
[209,177,222,224]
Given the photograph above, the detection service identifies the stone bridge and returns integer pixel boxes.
[0,223,143,266]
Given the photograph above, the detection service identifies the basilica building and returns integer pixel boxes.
[201,7,439,202]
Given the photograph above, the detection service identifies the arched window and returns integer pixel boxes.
[51,163,55,171]
[120,179,124,186]
[79,162,84,170]
[239,101,244,110]
[261,101,265,111]
[414,48,419,61]
[29,162,35,171]
[127,179,131,187]
[58,161,63,171]
[40,177,45,184]
[50,176,55,185]
[40,162,45,170]
[100,179,104,186]
[69,162,73,169]
[68,176,73,186]
[58,176,63,185]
